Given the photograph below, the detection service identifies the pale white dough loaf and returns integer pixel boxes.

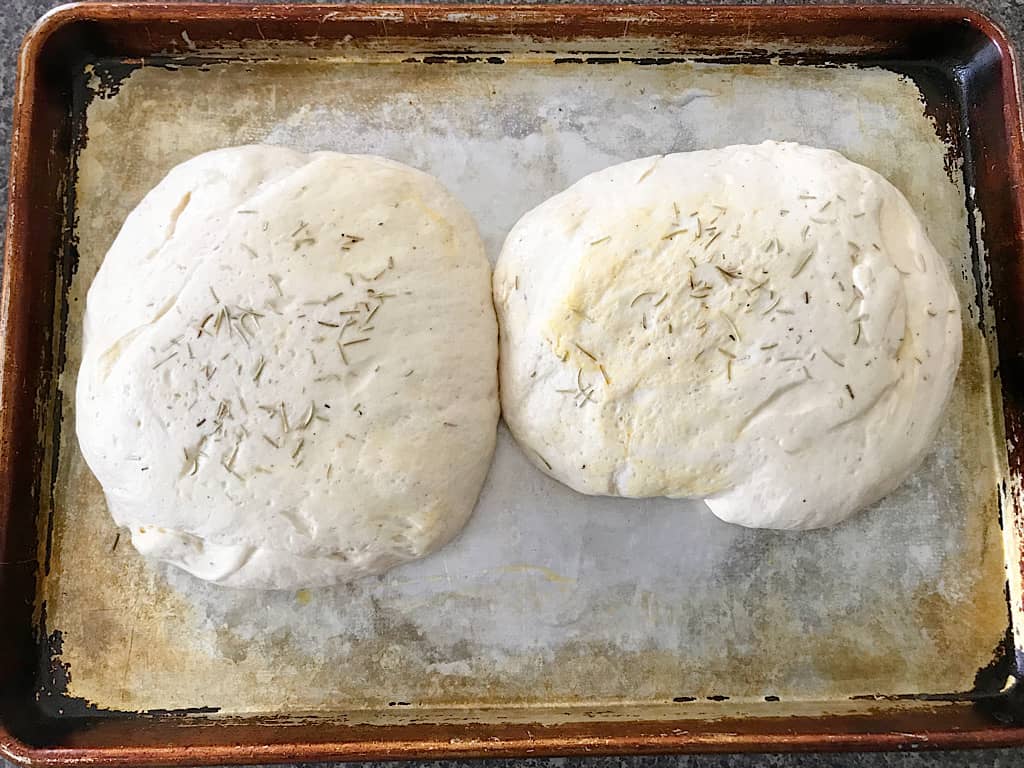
[77,145,499,588]
[495,141,962,529]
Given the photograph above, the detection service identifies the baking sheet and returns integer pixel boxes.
[41,50,1007,715]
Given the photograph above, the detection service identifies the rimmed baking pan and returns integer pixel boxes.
[4,3,1024,763]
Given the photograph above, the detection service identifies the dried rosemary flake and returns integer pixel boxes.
[152,352,178,370]
[720,311,741,341]
[291,439,305,459]
[300,404,315,429]
[342,337,371,347]
[590,236,611,246]
[791,251,814,278]
[197,313,214,337]
[574,342,598,361]
[845,384,855,400]
[715,265,740,281]
[262,434,279,449]
[821,348,845,367]
[225,443,240,470]
[661,229,689,240]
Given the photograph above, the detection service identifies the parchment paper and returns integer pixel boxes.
[43,51,1007,715]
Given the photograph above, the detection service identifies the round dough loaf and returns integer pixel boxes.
[494,141,961,529]
[77,145,498,588]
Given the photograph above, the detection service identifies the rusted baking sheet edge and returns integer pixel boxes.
[5,2,1024,764]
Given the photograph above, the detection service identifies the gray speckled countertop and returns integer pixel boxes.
[2,1,1023,767]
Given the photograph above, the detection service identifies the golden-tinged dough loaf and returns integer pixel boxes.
[495,141,961,529]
